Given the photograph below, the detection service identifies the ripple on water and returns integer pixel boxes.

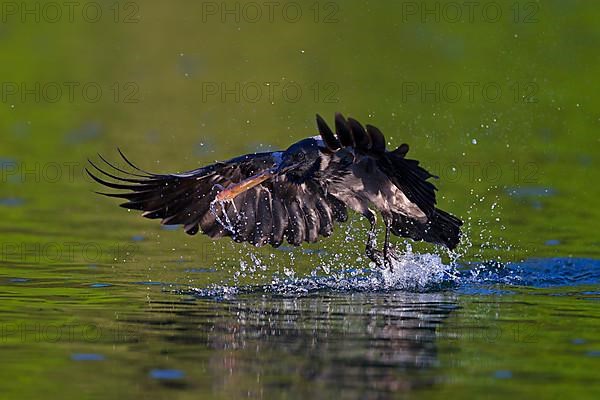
[90,283,113,288]
[184,267,216,273]
[494,370,513,379]
[0,197,24,206]
[149,369,185,380]
[71,353,105,361]
[461,258,600,288]
[505,186,556,198]
[9,278,29,283]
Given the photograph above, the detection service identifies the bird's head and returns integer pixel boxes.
[215,138,325,202]
[275,138,322,180]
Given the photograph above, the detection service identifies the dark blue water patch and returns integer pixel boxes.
[149,369,185,380]
[301,248,327,256]
[71,353,105,361]
[178,53,202,78]
[459,258,600,289]
[0,157,16,167]
[505,187,556,198]
[276,246,295,252]
[586,351,600,358]
[545,240,561,246]
[161,224,180,231]
[530,200,543,210]
[0,197,24,206]
[571,338,587,345]
[9,278,29,283]
[10,121,31,137]
[578,155,592,167]
[90,283,113,288]
[133,281,164,286]
[0,159,21,184]
[246,142,275,154]
[145,129,161,144]
[505,187,555,210]
[194,138,216,157]
[184,268,216,273]
[494,370,513,379]
[580,291,600,302]
[65,121,103,144]
[131,235,145,242]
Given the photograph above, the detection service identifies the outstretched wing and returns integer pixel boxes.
[316,113,462,249]
[316,113,437,218]
[87,150,347,247]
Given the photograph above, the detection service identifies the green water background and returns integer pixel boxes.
[1,1,599,399]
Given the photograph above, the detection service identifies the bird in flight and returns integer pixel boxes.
[88,113,462,268]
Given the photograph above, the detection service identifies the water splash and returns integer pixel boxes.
[192,187,571,298]
[209,198,237,235]
[189,245,459,298]
[379,245,459,290]
[187,256,600,299]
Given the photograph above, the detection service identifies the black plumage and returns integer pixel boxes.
[88,113,462,267]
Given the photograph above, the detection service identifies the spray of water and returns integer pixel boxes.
[197,188,504,298]
[209,198,237,235]
[189,241,460,299]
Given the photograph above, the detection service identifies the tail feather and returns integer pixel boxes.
[391,208,462,250]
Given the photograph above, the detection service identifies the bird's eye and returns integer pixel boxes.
[296,153,305,161]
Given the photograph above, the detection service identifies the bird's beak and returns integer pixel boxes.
[215,168,276,202]
[274,160,301,175]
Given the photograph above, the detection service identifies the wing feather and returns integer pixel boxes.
[315,113,461,249]
[88,151,348,247]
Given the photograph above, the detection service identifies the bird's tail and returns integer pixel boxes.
[391,208,462,250]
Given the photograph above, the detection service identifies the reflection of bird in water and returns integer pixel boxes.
[88,113,462,268]
[131,292,457,395]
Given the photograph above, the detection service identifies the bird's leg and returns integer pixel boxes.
[381,217,402,271]
[363,210,383,265]
[383,222,392,271]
